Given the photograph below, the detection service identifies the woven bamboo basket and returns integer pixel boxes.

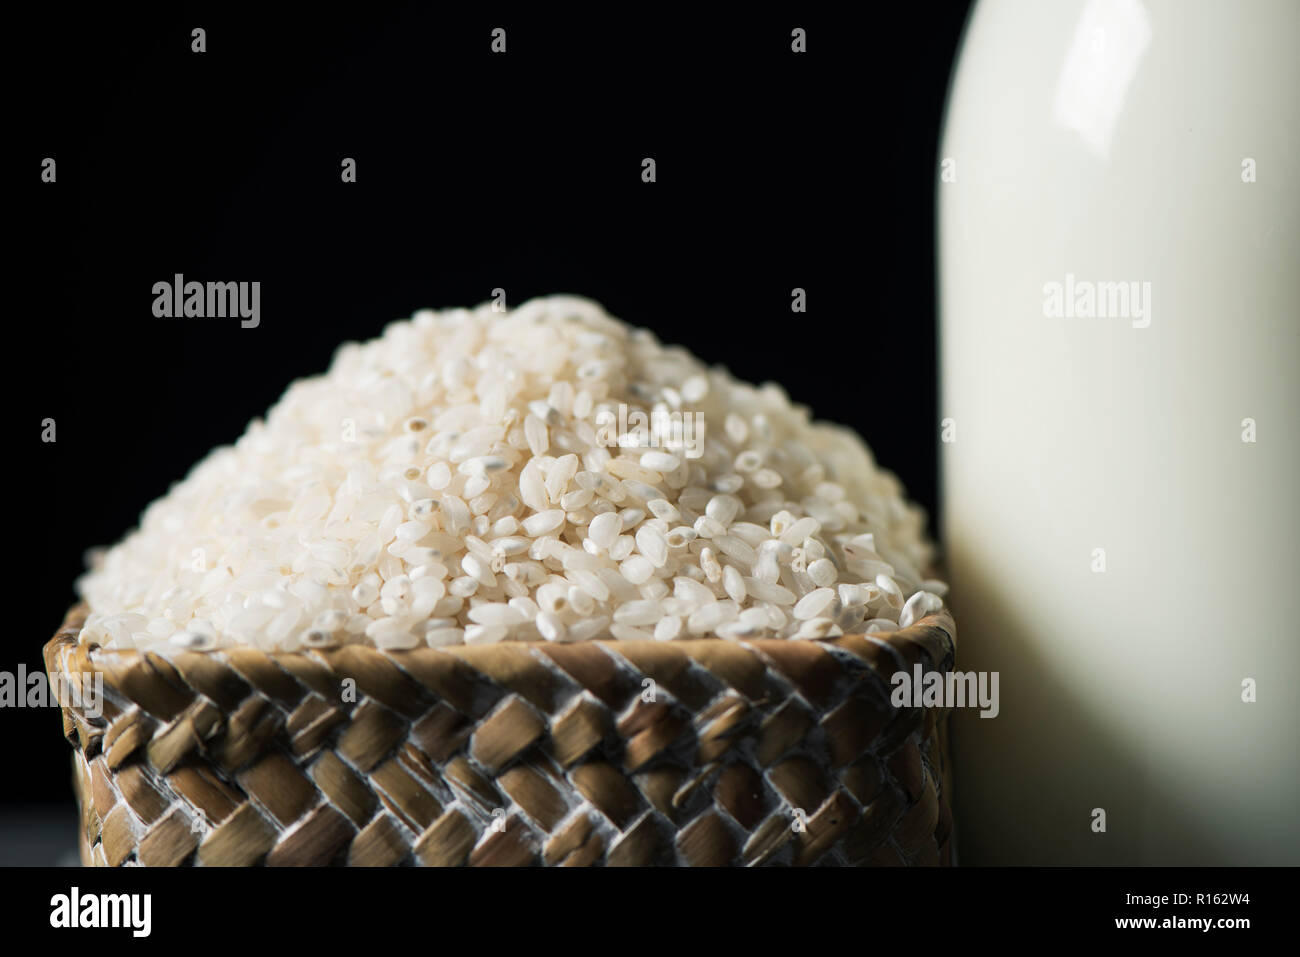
[45,602,957,866]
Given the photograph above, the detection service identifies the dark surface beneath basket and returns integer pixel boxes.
[0,805,80,866]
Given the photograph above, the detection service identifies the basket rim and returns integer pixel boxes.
[46,602,955,674]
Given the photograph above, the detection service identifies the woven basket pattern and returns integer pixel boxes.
[45,605,956,866]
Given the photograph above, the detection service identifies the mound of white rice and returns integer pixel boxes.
[76,296,946,652]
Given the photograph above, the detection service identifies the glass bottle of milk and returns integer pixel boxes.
[939,0,1299,864]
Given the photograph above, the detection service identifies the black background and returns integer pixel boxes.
[14,4,972,820]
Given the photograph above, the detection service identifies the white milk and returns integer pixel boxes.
[939,0,1299,864]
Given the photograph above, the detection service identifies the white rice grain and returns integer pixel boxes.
[793,587,836,620]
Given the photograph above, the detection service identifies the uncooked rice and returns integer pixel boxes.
[76,295,947,652]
